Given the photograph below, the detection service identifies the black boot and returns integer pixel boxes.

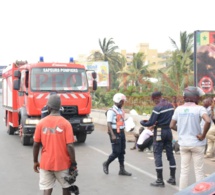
[150,178,165,187]
[167,168,176,185]
[151,169,165,187]
[103,161,109,174]
[119,165,132,176]
[167,176,176,185]
[103,156,116,175]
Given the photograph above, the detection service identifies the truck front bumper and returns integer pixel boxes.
[22,125,35,136]
[71,122,94,135]
[22,118,95,136]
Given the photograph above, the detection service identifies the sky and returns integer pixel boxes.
[0,0,214,64]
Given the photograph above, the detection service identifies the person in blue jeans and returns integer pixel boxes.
[140,91,176,187]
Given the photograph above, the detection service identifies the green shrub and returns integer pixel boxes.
[92,87,154,114]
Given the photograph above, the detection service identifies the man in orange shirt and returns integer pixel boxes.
[33,94,77,195]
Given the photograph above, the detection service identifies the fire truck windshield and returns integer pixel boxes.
[30,68,88,91]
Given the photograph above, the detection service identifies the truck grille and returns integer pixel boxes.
[62,106,78,115]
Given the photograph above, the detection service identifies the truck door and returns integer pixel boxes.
[18,70,29,108]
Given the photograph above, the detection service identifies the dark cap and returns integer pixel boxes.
[151,91,162,99]
[47,94,61,111]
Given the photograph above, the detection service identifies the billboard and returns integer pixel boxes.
[194,30,215,94]
[85,61,109,87]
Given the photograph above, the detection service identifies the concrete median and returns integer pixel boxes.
[91,109,178,141]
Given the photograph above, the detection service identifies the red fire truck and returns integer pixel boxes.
[2,59,97,145]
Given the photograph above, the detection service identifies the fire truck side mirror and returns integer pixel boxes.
[92,72,97,79]
[14,70,21,78]
[13,79,20,90]
[92,80,97,91]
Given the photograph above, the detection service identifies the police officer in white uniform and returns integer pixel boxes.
[102,93,132,176]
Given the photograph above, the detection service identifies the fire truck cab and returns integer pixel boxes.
[2,60,97,145]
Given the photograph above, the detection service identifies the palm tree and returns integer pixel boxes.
[117,52,151,88]
[98,38,125,72]
[87,38,124,89]
[159,31,194,95]
[99,38,126,89]
[87,51,103,62]
[170,31,194,73]
[88,38,120,65]
[169,31,193,53]
[99,38,119,61]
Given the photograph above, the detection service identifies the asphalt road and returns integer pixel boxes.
[0,106,214,194]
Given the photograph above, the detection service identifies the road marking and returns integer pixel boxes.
[148,157,154,160]
[88,145,179,191]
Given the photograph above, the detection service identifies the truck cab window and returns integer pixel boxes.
[31,68,88,91]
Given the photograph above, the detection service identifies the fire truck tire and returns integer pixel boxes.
[76,132,87,143]
[7,125,15,135]
[21,135,31,146]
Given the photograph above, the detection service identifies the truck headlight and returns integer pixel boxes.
[82,118,93,123]
[25,119,40,125]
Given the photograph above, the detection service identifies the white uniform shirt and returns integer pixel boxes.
[172,102,208,147]
[106,105,125,129]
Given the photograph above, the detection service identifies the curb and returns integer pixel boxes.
[91,109,178,140]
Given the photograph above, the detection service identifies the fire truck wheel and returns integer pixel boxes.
[76,132,87,143]
[7,126,15,135]
[21,135,31,146]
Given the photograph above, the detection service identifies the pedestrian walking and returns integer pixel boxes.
[170,86,211,191]
[33,94,78,195]
[140,91,176,187]
[103,93,132,176]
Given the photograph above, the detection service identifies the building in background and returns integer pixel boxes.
[121,43,167,71]
[76,43,169,72]
[136,43,166,70]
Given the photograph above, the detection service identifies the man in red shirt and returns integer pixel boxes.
[33,94,77,195]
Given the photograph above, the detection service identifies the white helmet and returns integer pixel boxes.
[113,93,126,103]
